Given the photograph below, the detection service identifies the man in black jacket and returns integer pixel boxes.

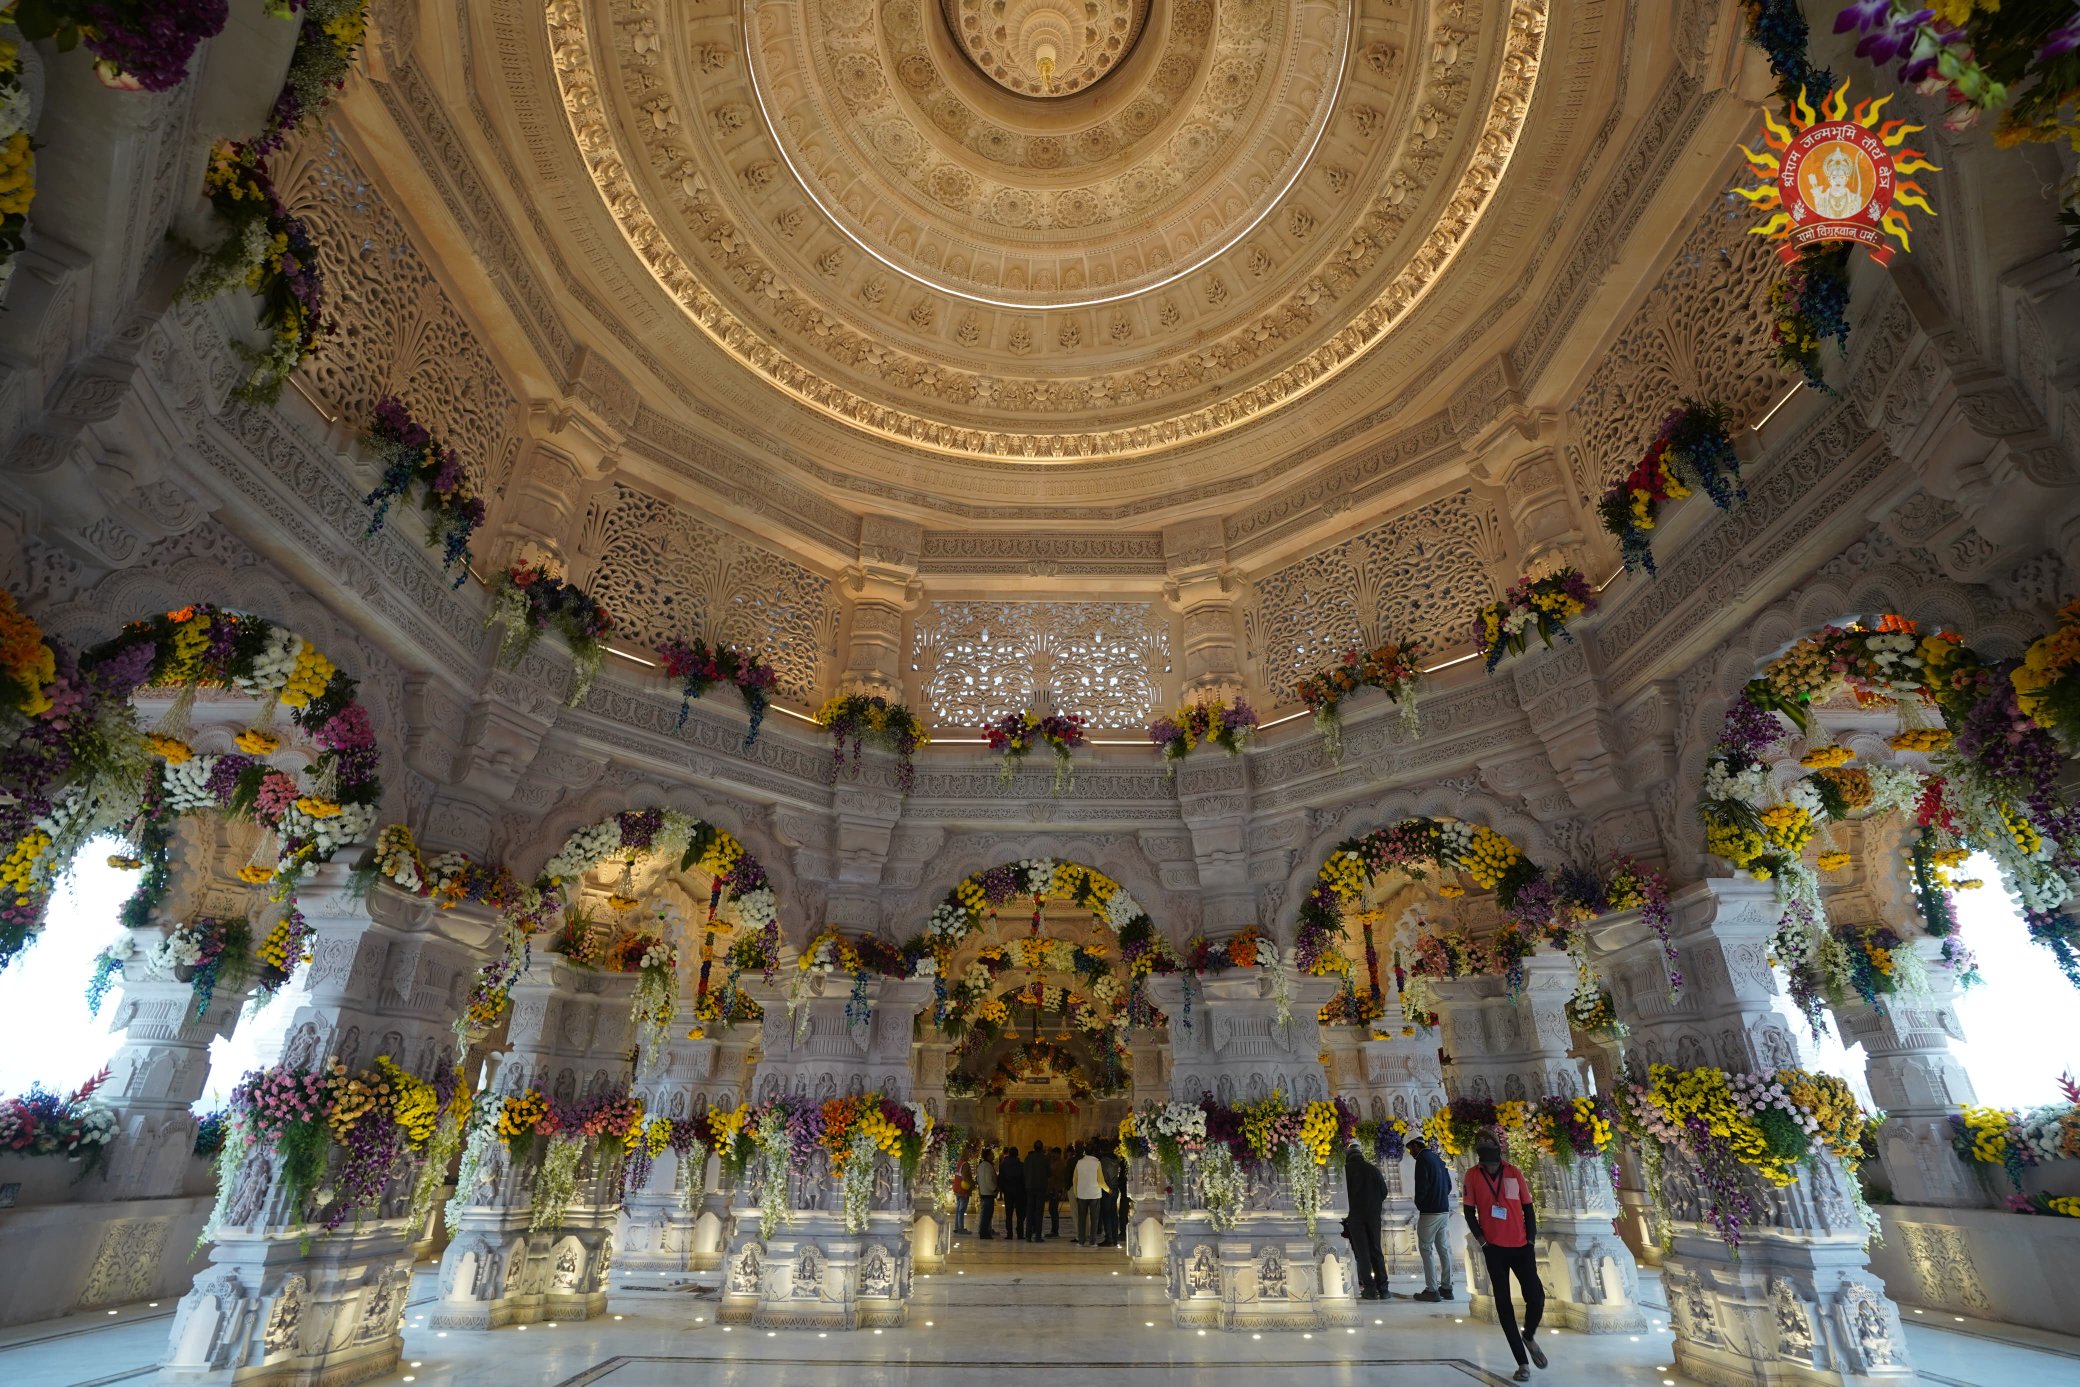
[1343,1140,1389,1300]
[1022,1141,1051,1243]
[1409,1136,1455,1301]
[998,1140,1027,1241]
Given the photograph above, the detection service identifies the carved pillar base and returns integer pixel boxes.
[1125,1154,1169,1274]
[1166,1213,1358,1331]
[431,1209,536,1330]
[717,1208,913,1330]
[158,1225,412,1387]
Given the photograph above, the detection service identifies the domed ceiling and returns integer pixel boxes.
[389,0,1747,524]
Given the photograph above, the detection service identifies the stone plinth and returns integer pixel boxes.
[1162,1156,1357,1331]
[1433,957,1646,1333]
[1593,881,1916,1387]
[618,1032,753,1276]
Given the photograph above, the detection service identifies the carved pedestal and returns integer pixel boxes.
[1594,880,1915,1386]
[716,974,933,1330]
[1434,958,1646,1332]
[617,1033,752,1276]
[1833,937,1984,1209]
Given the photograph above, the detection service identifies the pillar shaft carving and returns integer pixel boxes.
[1591,880,1915,1386]
[841,515,923,699]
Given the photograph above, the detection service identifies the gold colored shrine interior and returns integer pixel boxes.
[3,0,2079,1383]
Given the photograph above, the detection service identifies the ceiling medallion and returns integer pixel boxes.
[545,0,1551,460]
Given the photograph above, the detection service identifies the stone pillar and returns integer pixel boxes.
[842,515,923,700]
[493,399,620,579]
[434,960,635,1329]
[1146,971,1355,1331]
[718,973,933,1330]
[617,1029,753,1279]
[1162,517,1240,701]
[159,870,485,1387]
[1433,954,1646,1332]
[1833,936,1983,1210]
[1355,1029,1448,1281]
[1123,1025,1171,1273]
[1592,879,1916,1386]
[1476,437,1587,577]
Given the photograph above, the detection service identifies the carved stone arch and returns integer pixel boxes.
[1270,788,1559,947]
[508,784,801,943]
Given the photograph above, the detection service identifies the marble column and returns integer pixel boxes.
[1356,1028,1448,1282]
[159,870,486,1387]
[1432,954,1646,1332]
[718,974,934,1330]
[1146,971,1355,1331]
[434,960,637,1329]
[1592,879,1916,1386]
[617,1029,754,1278]
[1124,1025,1172,1273]
[1832,936,1984,1210]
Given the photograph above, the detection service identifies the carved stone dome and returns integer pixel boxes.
[945,0,1151,98]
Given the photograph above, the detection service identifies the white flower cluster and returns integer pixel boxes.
[1859,632,1922,692]
[1090,974,1122,1006]
[928,901,971,938]
[1785,778,1826,819]
[1195,1144,1248,1231]
[375,826,423,891]
[1704,759,1774,806]
[1147,1101,1207,1146]
[542,819,622,882]
[638,940,677,973]
[961,961,993,994]
[1434,819,1474,865]
[1020,858,1060,898]
[2017,1105,2079,1164]
[1104,890,1143,930]
[145,923,207,977]
[276,800,377,860]
[728,886,777,935]
[233,628,300,696]
[1863,765,1925,817]
[163,755,225,812]
[805,936,838,975]
[1727,1072,1822,1138]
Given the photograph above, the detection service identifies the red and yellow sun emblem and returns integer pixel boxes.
[1737,80,1939,267]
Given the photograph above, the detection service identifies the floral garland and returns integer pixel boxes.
[0,26,31,300]
[1196,1143,1248,1231]
[1598,402,1744,576]
[541,808,776,971]
[1770,242,1853,393]
[936,934,1116,1036]
[1,599,382,972]
[741,1091,931,1236]
[252,0,369,155]
[816,693,930,796]
[1474,569,1598,672]
[1151,1093,1356,1235]
[179,141,329,404]
[1294,641,1423,763]
[1699,619,2080,1014]
[1147,697,1259,770]
[1742,0,1837,109]
[986,708,1087,794]
[631,935,678,1056]
[925,857,1146,944]
[658,636,777,746]
[359,397,483,586]
[145,914,252,1020]
[1355,1114,1411,1164]
[489,562,615,707]
[1950,1074,2080,1216]
[0,1066,115,1174]
[1829,920,1932,1010]
[1834,1,2079,150]
[1616,1062,1874,1250]
[83,940,125,1015]
[9,1,228,92]
[2014,596,2080,753]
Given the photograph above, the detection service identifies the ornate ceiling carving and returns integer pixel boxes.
[541,0,1553,458]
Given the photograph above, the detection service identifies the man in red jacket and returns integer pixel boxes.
[1462,1135,1547,1382]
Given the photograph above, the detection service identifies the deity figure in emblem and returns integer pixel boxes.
[1805,144,1867,221]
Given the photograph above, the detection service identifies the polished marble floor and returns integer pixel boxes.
[3,1234,2072,1387]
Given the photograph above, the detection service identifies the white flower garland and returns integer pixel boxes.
[446,1103,503,1230]
[528,1136,584,1233]
[1279,1143,1325,1236]
[1262,941,1294,1030]
[1196,1146,1246,1231]
[232,628,299,696]
[677,1140,710,1212]
[754,1110,793,1239]
[162,755,224,812]
[842,1131,877,1234]
[146,923,206,976]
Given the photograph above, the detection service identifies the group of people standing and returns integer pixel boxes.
[954,1138,1128,1247]
[1343,1133,1551,1383]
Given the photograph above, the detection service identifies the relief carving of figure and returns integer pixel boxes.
[1258,1248,1288,1300]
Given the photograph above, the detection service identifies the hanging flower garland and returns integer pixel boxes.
[9,1,229,93]
[1834,0,2078,150]
[1473,569,1598,672]
[1598,403,1745,575]
[0,1066,115,1173]
[657,636,777,746]
[986,708,1087,794]
[1147,696,1259,770]
[2013,596,2080,751]
[0,600,382,972]
[360,397,483,586]
[144,914,253,1019]
[178,141,330,404]
[488,562,616,707]
[1949,1073,2080,1216]
[815,692,930,796]
[923,857,1147,946]
[1294,641,1423,763]
[1770,242,1854,392]
[1615,1062,1876,1250]
[934,935,1120,1039]
[1699,618,2080,1020]
[1143,1093,1356,1235]
[251,0,369,156]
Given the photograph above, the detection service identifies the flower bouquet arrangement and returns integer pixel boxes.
[1598,402,1743,575]
[630,936,678,1056]
[179,141,330,404]
[360,396,483,586]
[253,0,370,155]
[1474,569,1598,672]
[145,914,252,1020]
[986,708,1087,794]
[0,1067,116,1175]
[1833,1,2079,150]
[8,0,228,92]
[2012,597,2080,755]
[924,857,1146,945]
[816,692,930,796]
[1529,1094,1616,1164]
[489,563,615,706]
[1147,697,1258,770]
[251,905,314,996]
[658,636,778,745]
[1829,921,1929,1011]
[1295,640,1424,761]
